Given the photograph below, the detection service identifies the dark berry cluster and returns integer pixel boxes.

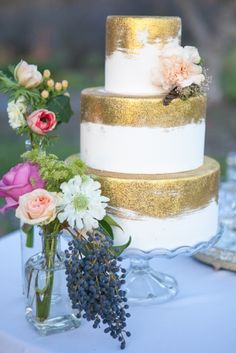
[65,231,131,349]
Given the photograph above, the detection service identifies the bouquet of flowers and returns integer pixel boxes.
[0,61,131,349]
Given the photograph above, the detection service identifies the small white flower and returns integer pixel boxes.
[58,175,109,231]
[7,96,27,130]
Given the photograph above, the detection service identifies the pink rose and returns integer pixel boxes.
[16,189,59,225]
[27,109,57,135]
[0,162,45,213]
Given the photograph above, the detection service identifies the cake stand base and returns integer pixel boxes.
[123,226,223,305]
[125,257,178,304]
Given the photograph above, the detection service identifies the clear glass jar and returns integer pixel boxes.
[25,231,80,335]
[20,139,38,295]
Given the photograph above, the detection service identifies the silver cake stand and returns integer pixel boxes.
[194,227,236,271]
[195,182,236,271]
[122,225,223,305]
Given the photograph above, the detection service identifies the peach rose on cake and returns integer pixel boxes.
[14,60,43,89]
[152,43,205,93]
[27,109,57,135]
[16,189,60,226]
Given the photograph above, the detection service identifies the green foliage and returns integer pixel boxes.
[99,219,114,239]
[163,83,202,106]
[0,69,42,106]
[47,95,73,124]
[103,215,123,231]
[99,215,129,256]
[178,83,202,100]
[111,236,132,257]
[0,64,74,149]
[22,149,86,192]
[66,157,87,176]
[221,48,236,102]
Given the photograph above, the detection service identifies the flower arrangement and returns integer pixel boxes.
[0,60,131,349]
[151,43,208,105]
[0,60,72,148]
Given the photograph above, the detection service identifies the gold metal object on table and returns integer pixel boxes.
[194,246,236,272]
[194,225,236,272]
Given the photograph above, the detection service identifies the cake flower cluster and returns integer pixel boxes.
[0,60,131,349]
[152,43,207,105]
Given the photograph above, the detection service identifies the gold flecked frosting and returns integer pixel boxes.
[81,88,206,128]
[88,157,219,218]
[106,16,181,55]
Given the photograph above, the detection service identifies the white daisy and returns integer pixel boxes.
[7,96,27,130]
[58,175,109,231]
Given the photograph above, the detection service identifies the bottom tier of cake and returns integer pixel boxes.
[89,157,220,251]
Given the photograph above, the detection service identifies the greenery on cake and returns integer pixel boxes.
[163,83,203,106]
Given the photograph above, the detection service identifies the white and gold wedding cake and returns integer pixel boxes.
[80,16,219,251]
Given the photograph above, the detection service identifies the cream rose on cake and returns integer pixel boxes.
[152,43,205,93]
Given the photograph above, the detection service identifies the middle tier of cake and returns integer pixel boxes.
[80,88,206,174]
[88,157,219,251]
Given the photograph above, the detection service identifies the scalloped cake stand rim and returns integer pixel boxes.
[122,225,224,260]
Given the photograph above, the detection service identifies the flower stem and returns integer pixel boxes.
[26,230,34,248]
[35,233,58,322]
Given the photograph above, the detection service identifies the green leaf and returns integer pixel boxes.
[8,65,16,77]
[111,236,132,257]
[46,95,73,124]
[103,214,123,231]
[99,219,114,239]
[22,223,34,248]
[199,57,204,66]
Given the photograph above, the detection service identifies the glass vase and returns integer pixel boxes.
[20,139,39,295]
[21,224,41,295]
[25,231,80,335]
[226,151,236,182]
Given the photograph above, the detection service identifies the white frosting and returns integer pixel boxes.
[80,120,205,174]
[111,201,219,251]
[105,37,179,96]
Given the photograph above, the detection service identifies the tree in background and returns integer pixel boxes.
[175,0,236,102]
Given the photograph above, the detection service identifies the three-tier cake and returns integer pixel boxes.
[80,16,220,251]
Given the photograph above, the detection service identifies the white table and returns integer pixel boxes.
[0,231,236,353]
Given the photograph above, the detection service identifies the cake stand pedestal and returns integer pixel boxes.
[122,226,223,305]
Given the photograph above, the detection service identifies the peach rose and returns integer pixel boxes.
[152,44,205,93]
[14,60,42,89]
[15,189,59,225]
[27,109,57,135]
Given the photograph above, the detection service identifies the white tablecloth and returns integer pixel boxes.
[0,231,236,353]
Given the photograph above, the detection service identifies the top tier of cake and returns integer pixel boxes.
[105,16,182,96]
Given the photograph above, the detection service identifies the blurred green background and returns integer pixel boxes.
[0,0,236,235]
